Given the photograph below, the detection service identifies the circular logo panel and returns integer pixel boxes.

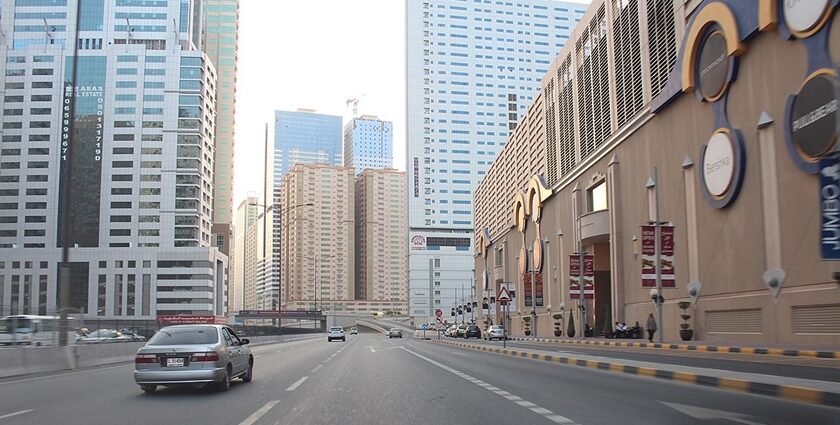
[791,72,840,162]
[532,238,542,272]
[697,31,730,101]
[703,132,736,198]
[783,0,830,35]
[518,246,527,275]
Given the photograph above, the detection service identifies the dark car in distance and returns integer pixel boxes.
[464,325,481,339]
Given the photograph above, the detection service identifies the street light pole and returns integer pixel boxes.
[653,167,664,343]
[529,246,536,337]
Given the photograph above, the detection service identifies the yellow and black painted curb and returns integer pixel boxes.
[507,337,840,360]
[431,339,840,408]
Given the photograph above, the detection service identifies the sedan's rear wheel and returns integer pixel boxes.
[242,361,253,383]
[216,366,231,392]
[140,385,156,394]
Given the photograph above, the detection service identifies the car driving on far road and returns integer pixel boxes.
[328,326,346,342]
[133,324,253,394]
[388,328,402,338]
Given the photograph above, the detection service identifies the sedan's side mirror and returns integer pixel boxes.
[241,338,250,345]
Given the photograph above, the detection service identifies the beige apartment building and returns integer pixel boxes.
[280,164,356,310]
[474,0,840,346]
[355,169,408,313]
[232,196,259,312]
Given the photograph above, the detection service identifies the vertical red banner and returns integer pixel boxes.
[660,225,675,287]
[569,255,580,299]
[534,273,544,306]
[523,273,533,307]
[641,224,675,288]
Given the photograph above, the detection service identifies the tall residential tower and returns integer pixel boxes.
[271,110,342,308]
[200,0,240,257]
[279,164,355,310]
[405,0,587,318]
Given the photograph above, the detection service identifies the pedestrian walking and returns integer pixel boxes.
[646,313,657,342]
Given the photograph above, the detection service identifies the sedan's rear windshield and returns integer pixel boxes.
[148,326,219,346]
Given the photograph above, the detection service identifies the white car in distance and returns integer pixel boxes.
[328,327,346,342]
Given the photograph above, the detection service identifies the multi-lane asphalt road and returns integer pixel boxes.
[0,327,836,425]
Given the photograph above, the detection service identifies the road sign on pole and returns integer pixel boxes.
[435,308,443,318]
[497,286,512,303]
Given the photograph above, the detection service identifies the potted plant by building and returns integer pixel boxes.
[566,313,575,338]
[553,313,563,337]
[523,315,531,336]
[678,301,693,341]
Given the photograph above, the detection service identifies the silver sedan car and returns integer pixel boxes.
[134,325,253,393]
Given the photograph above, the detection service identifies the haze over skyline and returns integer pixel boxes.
[234,0,405,206]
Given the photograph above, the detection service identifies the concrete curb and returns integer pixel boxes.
[508,337,840,360]
[432,339,840,408]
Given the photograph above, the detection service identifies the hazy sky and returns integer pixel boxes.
[233,0,406,206]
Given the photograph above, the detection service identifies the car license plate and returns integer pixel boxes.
[166,357,185,367]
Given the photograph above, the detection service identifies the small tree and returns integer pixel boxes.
[567,313,576,338]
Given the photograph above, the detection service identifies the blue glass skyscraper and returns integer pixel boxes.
[273,109,343,178]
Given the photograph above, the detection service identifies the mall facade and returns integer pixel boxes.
[473,0,840,346]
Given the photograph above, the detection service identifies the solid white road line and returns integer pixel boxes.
[400,346,580,425]
[285,376,308,392]
[0,364,129,386]
[237,401,279,425]
[0,410,34,421]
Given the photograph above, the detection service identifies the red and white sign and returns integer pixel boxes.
[569,255,594,299]
[497,286,512,303]
[411,235,426,251]
[641,225,675,288]
[435,308,443,318]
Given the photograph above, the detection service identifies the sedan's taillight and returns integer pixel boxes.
[135,354,157,364]
[190,352,220,362]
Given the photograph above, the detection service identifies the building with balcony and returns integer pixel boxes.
[279,164,355,310]
[355,169,407,313]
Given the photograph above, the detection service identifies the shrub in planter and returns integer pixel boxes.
[677,301,693,341]
[552,313,563,337]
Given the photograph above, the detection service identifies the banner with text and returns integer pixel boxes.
[641,225,676,287]
[569,255,594,299]
[523,273,533,307]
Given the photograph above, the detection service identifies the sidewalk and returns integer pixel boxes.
[432,338,840,408]
[507,336,840,359]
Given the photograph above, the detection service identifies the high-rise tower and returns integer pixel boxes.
[0,0,227,320]
[405,0,587,318]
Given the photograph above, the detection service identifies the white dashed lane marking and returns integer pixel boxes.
[285,376,308,392]
[400,346,580,425]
